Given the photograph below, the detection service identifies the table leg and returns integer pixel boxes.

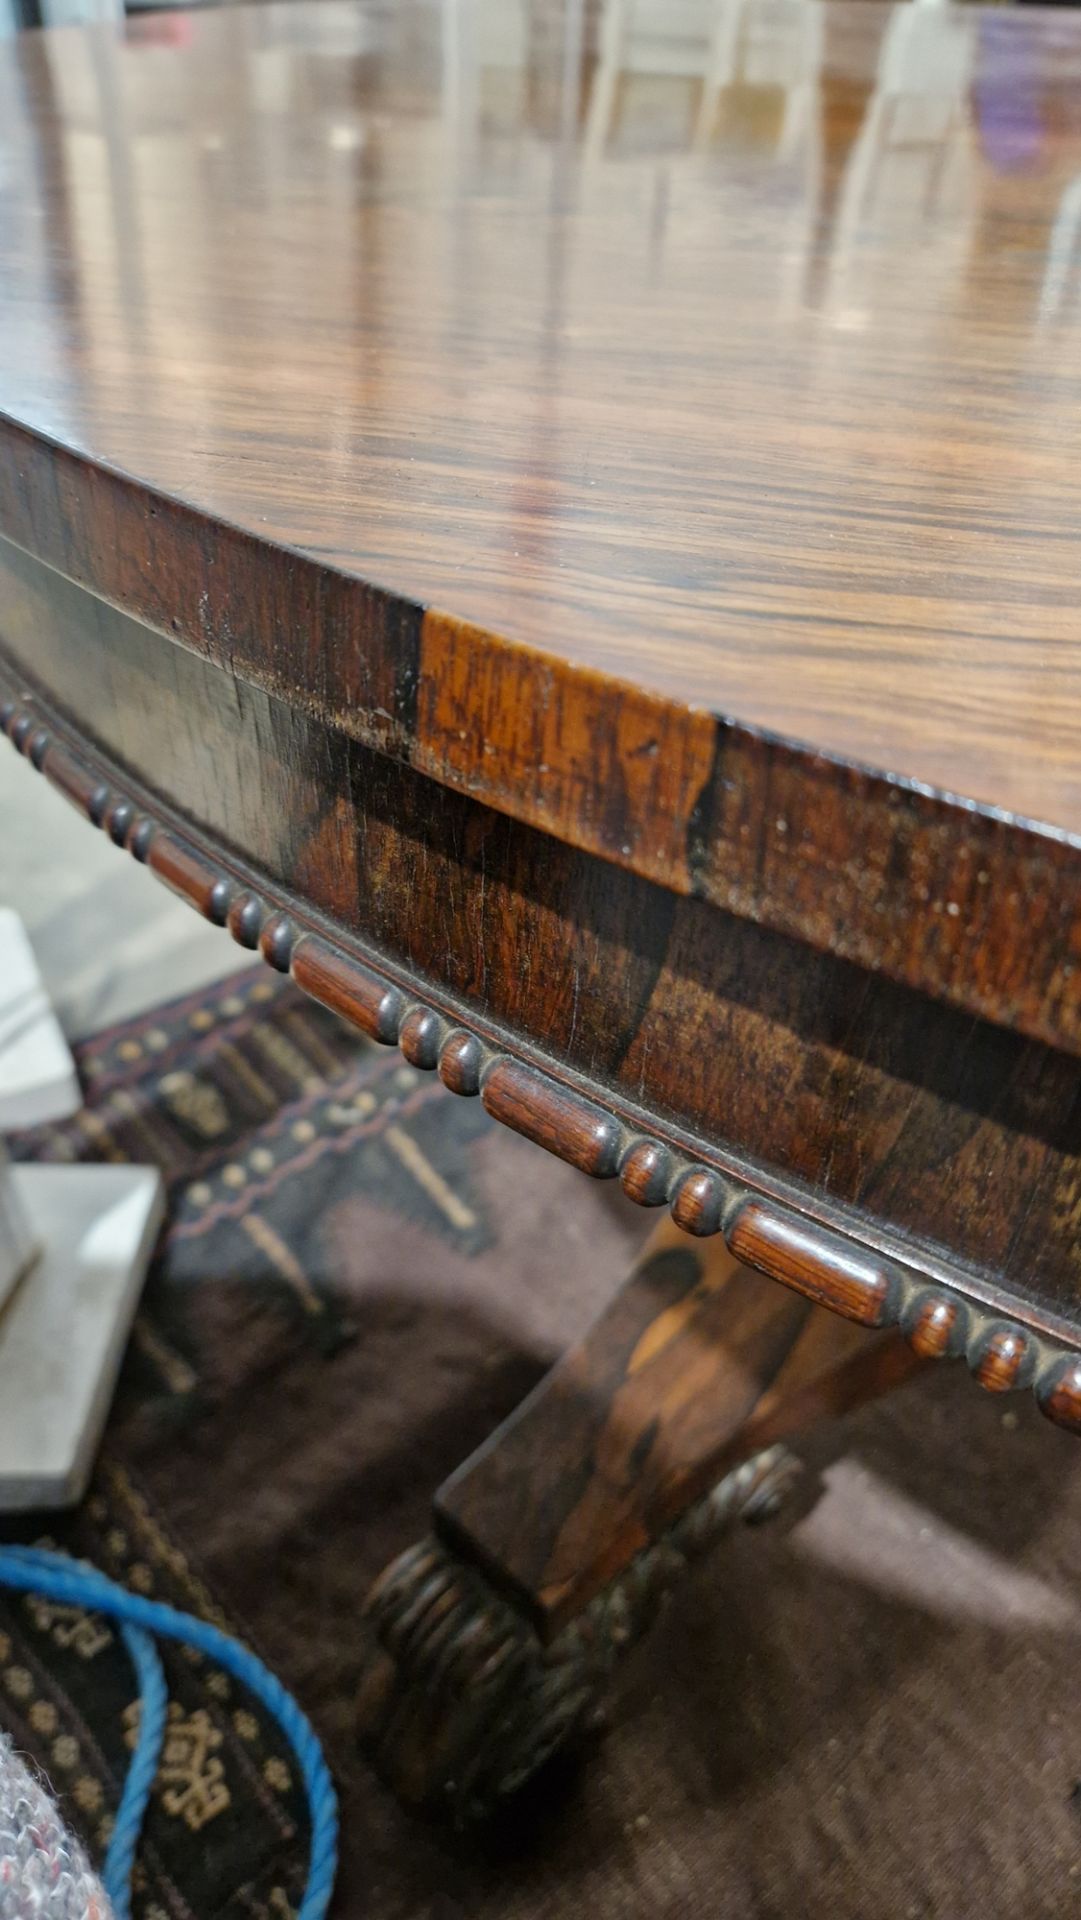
[356,1218,928,1819]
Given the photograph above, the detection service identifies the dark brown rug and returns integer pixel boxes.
[3,968,1081,1920]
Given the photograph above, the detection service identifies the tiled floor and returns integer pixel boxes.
[0,745,254,1040]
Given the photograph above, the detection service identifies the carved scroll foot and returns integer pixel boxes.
[358,1218,930,1818]
[356,1444,801,1822]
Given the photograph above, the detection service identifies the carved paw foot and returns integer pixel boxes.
[356,1444,801,1821]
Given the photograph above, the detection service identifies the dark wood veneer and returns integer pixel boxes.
[4,647,1081,1450]
[7,539,1081,1344]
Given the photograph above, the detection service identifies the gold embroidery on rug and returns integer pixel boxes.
[249,1023,318,1091]
[73,1775,104,1813]
[130,1316,198,1396]
[24,1595,113,1659]
[126,1702,230,1831]
[72,1106,126,1164]
[109,1087,185,1164]
[215,1041,278,1112]
[102,1464,232,1631]
[241,1213,324,1318]
[385,1124,478,1231]
[158,1070,229,1140]
[326,1093,376,1128]
[282,1009,345,1081]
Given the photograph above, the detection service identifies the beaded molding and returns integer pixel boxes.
[3,674,1080,1441]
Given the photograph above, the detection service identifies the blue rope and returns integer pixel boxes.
[104,1622,168,1915]
[0,1546,338,1920]
[0,1548,169,1918]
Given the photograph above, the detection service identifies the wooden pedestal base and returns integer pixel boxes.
[356,1220,929,1818]
[357,1445,798,1820]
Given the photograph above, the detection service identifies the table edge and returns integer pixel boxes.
[3,650,1081,1446]
[3,411,1081,1056]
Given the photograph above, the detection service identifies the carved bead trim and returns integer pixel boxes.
[4,678,1081,1443]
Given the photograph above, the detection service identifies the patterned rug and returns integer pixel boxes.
[2,969,1081,1919]
[0,968,646,1920]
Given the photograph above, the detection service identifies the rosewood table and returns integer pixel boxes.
[4,0,1081,1819]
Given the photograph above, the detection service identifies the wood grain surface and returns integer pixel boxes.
[4,1,1081,1049]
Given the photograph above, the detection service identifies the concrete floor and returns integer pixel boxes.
[0,746,254,1041]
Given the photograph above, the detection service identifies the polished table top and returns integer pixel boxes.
[4,0,1081,1041]
[4,0,1081,814]
[10,0,1081,1394]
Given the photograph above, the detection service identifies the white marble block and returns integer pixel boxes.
[0,1164,165,1511]
[0,1145,38,1313]
[0,907,83,1312]
[0,907,82,1132]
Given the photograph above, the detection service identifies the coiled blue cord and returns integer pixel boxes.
[0,1548,168,1915]
[0,1546,338,1920]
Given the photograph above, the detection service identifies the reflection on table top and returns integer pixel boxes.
[3,0,1081,833]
